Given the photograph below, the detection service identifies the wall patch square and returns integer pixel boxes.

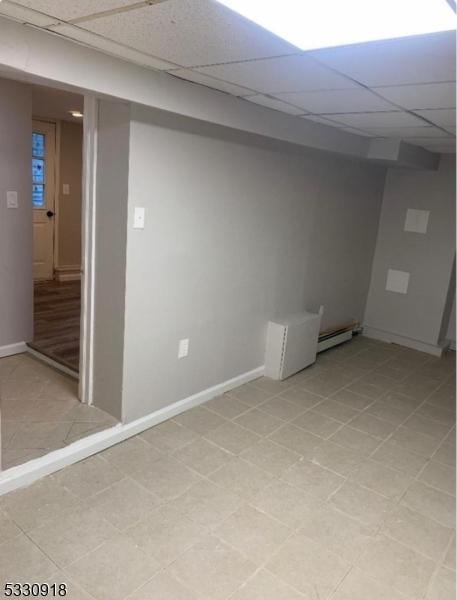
[404,209,430,234]
[386,269,410,294]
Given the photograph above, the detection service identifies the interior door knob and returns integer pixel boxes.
[46,210,55,218]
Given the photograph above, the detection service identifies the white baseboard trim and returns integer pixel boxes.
[55,272,81,282]
[54,265,81,282]
[447,339,456,351]
[0,342,27,358]
[363,326,446,357]
[0,364,264,496]
[26,346,79,380]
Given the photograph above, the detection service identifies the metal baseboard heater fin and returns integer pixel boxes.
[317,320,358,353]
[317,329,353,353]
[264,310,322,380]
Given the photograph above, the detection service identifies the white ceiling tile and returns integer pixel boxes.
[311,31,456,86]
[340,127,374,137]
[243,94,305,115]
[47,23,175,70]
[373,82,456,110]
[404,137,455,146]
[11,0,141,21]
[78,0,297,68]
[422,143,456,154]
[362,126,450,138]
[414,108,456,128]
[300,116,373,137]
[196,55,357,94]
[321,111,425,129]
[275,88,394,113]
[0,1,58,26]
[168,69,254,96]
[299,115,345,127]
[414,137,455,148]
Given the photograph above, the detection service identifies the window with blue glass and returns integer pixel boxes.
[32,132,45,208]
[32,132,45,157]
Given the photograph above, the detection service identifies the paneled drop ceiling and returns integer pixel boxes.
[1,0,455,154]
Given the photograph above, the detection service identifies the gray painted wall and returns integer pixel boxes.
[364,155,456,349]
[92,100,130,420]
[57,120,82,269]
[121,106,385,422]
[0,78,32,348]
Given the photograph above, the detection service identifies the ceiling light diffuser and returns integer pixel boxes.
[216,0,456,50]
[69,110,83,118]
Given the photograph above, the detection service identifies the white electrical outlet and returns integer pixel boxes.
[133,207,145,229]
[178,338,189,359]
[6,191,18,209]
[63,183,70,195]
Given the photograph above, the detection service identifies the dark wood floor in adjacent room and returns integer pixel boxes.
[29,279,81,371]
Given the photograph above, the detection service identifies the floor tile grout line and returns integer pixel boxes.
[192,424,455,554]
[351,368,456,581]
[1,340,454,600]
[52,450,442,600]
[379,525,455,566]
[422,509,457,599]
[216,507,343,600]
[246,351,455,573]
[134,351,453,515]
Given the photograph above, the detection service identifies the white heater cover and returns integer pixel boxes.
[264,311,322,380]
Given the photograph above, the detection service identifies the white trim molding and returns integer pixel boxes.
[0,342,27,358]
[0,365,264,495]
[54,265,81,282]
[363,326,447,357]
[79,95,98,405]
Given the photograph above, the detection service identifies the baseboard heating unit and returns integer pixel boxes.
[265,310,322,380]
[317,321,360,353]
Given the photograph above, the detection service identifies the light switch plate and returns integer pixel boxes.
[62,183,70,195]
[133,207,145,229]
[178,338,189,359]
[404,209,429,234]
[386,269,410,294]
[6,191,18,209]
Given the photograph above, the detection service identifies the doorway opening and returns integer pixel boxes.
[0,77,118,472]
[27,87,84,373]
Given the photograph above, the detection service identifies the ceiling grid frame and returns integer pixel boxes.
[0,0,455,153]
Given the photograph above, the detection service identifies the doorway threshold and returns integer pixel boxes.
[26,344,79,380]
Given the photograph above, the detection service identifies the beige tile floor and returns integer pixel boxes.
[0,354,117,470]
[0,337,455,599]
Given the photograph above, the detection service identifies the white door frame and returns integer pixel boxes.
[79,95,98,405]
[29,95,97,404]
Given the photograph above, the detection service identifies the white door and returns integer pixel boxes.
[32,120,56,280]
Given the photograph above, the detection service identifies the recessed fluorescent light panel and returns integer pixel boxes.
[216,0,456,50]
